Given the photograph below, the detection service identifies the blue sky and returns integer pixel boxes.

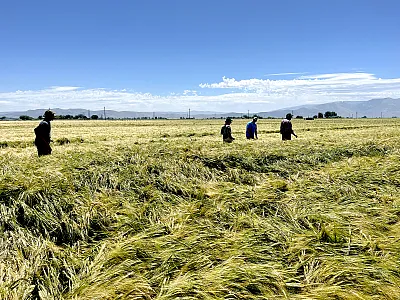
[1,0,399,112]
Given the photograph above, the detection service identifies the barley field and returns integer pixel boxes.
[1,118,400,299]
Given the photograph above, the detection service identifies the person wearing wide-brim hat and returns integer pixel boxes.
[280,113,297,140]
[34,110,55,156]
[221,117,235,143]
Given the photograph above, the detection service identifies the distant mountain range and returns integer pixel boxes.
[1,98,399,120]
[260,98,400,118]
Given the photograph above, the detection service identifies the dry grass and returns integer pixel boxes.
[1,118,400,299]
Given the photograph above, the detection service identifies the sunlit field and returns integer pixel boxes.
[1,118,400,299]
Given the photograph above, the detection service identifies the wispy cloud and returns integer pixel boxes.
[297,72,376,80]
[1,72,400,113]
[265,72,308,76]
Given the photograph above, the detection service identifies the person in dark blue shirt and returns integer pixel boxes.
[246,117,258,139]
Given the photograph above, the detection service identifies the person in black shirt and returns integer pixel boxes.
[221,117,235,143]
[280,113,297,140]
[34,110,55,156]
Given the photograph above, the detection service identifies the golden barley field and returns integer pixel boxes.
[1,118,400,299]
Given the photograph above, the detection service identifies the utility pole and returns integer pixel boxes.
[104,107,106,120]
[153,112,155,119]
[88,110,90,119]
[247,110,250,118]
[381,112,383,118]
[189,108,191,119]
[355,112,358,119]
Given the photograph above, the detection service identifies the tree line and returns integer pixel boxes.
[18,114,100,120]
[9,111,341,121]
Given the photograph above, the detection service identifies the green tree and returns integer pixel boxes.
[324,111,337,118]
[19,115,33,120]
[91,115,99,120]
[74,114,88,120]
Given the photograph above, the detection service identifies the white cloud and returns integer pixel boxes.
[199,72,400,101]
[49,86,81,92]
[1,72,400,113]
[183,90,198,96]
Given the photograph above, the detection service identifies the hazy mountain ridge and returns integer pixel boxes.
[1,98,399,119]
[260,98,400,118]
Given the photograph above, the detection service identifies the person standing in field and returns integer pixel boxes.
[34,110,55,156]
[221,117,235,143]
[280,113,297,140]
[246,117,258,139]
